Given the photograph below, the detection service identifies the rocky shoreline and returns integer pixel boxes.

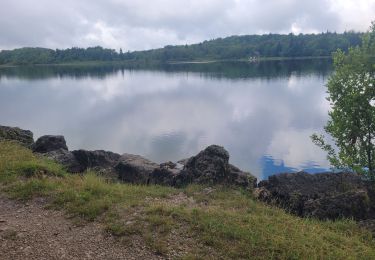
[2,125,375,224]
[0,125,257,189]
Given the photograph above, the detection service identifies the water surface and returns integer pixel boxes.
[0,60,332,179]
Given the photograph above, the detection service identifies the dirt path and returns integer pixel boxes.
[0,196,163,260]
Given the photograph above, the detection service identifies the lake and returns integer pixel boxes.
[0,59,332,180]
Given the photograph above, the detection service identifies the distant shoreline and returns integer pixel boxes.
[0,56,331,68]
[168,56,331,64]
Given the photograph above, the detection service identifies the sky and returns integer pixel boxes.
[0,0,374,51]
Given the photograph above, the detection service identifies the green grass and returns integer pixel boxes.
[1,140,375,259]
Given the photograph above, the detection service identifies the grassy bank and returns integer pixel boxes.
[0,141,374,259]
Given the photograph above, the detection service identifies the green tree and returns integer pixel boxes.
[0,32,364,65]
[312,22,375,179]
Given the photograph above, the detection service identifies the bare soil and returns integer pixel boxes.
[0,195,164,260]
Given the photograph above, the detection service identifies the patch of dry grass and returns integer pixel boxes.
[1,141,375,259]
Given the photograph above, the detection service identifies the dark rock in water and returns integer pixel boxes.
[179,145,257,188]
[33,135,68,153]
[256,171,375,220]
[43,148,81,173]
[72,150,120,172]
[0,125,34,147]
[115,154,159,184]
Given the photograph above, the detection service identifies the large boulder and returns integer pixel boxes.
[149,162,184,186]
[43,148,82,173]
[0,125,34,147]
[33,135,68,153]
[115,154,159,184]
[72,150,121,173]
[256,171,375,220]
[178,145,257,188]
[111,145,257,188]
[302,190,370,219]
[71,149,121,179]
[182,145,229,184]
[228,164,257,188]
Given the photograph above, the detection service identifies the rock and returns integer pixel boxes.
[0,125,34,147]
[43,148,81,173]
[1,125,258,190]
[176,158,189,166]
[32,135,68,153]
[115,154,159,184]
[70,149,121,179]
[303,190,370,219]
[358,219,375,235]
[258,171,365,198]
[43,148,121,177]
[181,145,229,185]
[258,171,374,220]
[149,164,187,187]
[160,161,177,169]
[178,145,257,188]
[72,150,120,171]
[253,187,272,200]
[228,164,257,188]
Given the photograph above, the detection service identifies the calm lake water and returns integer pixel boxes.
[0,60,332,180]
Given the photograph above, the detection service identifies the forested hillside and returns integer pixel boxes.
[0,32,363,65]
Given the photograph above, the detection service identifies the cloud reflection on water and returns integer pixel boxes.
[0,61,331,179]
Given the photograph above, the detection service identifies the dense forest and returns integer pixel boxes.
[0,32,363,65]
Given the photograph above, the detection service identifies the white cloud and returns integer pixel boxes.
[266,128,330,169]
[0,0,374,50]
[329,0,375,32]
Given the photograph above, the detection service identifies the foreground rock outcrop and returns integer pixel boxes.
[28,135,119,176]
[0,125,34,147]
[178,145,256,188]
[29,135,80,173]
[116,154,160,184]
[115,145,257,188]
[148,162,183,186]
[0,126,256,189]
[72,150,121,174]
[256,171,375,220]
[5,125,375,221]
[32,135,68,153]
[43,148,82,173]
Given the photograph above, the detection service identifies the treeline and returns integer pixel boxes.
[132,31,363,62]
[0,32,363,65]
[0,47,118,65]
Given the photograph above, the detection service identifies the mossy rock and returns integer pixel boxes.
[0,125,34,147]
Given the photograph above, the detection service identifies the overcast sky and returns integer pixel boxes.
[0,0,374,51]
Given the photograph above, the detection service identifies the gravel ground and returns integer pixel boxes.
[0,196,163,260]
